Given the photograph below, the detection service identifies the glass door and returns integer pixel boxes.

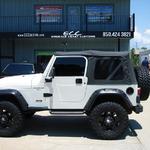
[67,6,81,31]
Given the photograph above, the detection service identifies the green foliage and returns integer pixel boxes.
[141,47,147,50]
[130,48,139,66]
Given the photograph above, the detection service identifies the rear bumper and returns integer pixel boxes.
[133,104,143,114]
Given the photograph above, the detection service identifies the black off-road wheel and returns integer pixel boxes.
[0,101,23,137]
[134,66,150,100]
[89,102,129,140]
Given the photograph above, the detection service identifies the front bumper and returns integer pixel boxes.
[133,104,143,114]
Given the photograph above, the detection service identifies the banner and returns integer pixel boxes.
[35,5,63,23]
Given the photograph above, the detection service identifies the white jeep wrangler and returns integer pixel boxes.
[0,50,149,140]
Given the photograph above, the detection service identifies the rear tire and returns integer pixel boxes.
[89,102,129,140]
[0,101,23,137]
[134,66,150,100]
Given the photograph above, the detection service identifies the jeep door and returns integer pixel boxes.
[51,56,88,109]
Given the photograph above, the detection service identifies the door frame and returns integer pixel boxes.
[50,56,88,109]
[34,50,55,63]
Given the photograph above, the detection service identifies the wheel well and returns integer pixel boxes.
[87,94,132,114]
[0,94,23,112]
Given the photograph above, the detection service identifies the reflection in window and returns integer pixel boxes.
[86,5,113,23]
[94,57,124,80]
[35,5,63,23]
[2,63,34,76]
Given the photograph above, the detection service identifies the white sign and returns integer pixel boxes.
[103,32,132,38]
[51,31,96,38]
[17,33,45,38]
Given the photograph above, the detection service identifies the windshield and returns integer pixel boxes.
[2,64,34,76]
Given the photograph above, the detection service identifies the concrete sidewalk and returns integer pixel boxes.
[0,101,149,150]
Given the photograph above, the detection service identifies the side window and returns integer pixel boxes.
[53,57,86,76]
[94,57,124,80]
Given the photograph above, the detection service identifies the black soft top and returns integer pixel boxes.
[55,50,129,57]
[54,50,136,84]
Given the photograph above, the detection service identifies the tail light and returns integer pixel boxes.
[137,88,141,96]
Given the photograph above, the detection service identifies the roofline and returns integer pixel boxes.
[55,50,129,57]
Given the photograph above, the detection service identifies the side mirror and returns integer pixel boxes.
[45,76,52,82]
[45,67,55,82]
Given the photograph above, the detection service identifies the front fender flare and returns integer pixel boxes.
[0,89,28,111]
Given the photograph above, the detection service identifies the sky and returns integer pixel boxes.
[131,0,150,49]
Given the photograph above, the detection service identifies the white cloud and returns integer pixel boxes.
[144,29,150,35]
[134,27,143,42]
[143,37,150,45]
[131,27,150,48]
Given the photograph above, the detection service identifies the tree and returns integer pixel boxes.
[130,48,139,66]
[141,47,147,51]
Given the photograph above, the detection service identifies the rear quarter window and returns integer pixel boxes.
[94,57,125,80]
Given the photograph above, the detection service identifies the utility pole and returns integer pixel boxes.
[136,42,138,49]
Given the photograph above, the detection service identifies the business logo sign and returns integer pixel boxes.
[51,31,96,38]
[15,31,133,38]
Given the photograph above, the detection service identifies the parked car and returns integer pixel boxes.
[0,51,149,139]
[1,63,35,77]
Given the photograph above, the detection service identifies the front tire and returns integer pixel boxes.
[89,102,129,140]
[0,101,23,137]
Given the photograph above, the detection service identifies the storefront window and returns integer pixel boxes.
[35,5,63,23]
[86,5,113,23]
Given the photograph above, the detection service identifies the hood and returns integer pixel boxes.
[0,74,43,89]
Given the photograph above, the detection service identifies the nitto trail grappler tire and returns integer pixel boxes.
[134,66,150,100]
[0,101,23,137]
[89,102,129,140]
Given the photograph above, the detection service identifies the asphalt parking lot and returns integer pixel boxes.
[0,101,149,150]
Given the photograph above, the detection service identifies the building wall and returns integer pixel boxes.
[0,0,130,16]
[0,39,14,70]
[0,37,130,70]
[0,0,131,70]
[0,38,129,66]
[0,0,130,32]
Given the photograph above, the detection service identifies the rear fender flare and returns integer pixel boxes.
[85,89,133,113]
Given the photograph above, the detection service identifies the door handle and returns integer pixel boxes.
[76,78,82,84]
